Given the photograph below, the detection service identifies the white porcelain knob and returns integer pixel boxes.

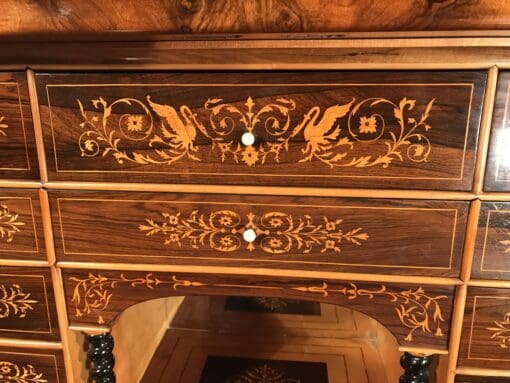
[241,132,255,146]
[242,229,257,243]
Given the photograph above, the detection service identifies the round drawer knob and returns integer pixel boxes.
[242,229,257,243]
[241,132,255,146]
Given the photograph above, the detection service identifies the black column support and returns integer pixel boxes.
[86,332,116,383]
[399,352,433,383]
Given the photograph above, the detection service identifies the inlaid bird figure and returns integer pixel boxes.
[147,96,206,153]
[297,99,355,162]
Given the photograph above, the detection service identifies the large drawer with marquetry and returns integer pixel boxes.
[472,202,510,280]
[0,189,47,262]
[36,71,486,190]
[0,345,66,382]
[0,267,60,341]
[0,72,39,180]
[49,191,469,277]
[458,287,510,370]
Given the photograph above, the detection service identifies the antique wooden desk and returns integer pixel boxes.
[2,2,510,383]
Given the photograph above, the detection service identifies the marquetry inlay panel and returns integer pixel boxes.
[36,71,485,190]
[0,190,46,262]
[63,268,454,348]
[50,191,468,276]
[459,287,510,370]
[0,268,59,341]
[0,72,38,180]
[472,202,510,280]
[0,347,65,383]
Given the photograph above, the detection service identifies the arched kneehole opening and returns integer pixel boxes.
[70,294,446,382]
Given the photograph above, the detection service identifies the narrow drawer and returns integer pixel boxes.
[0,267,60,341]
[459,287,510,370]
[472,202,510,280]
[0,189,47,262]
[0,72,39,180]
[0,345,65,382]
[485,71,510,191]
[50,191,468,277]
[36,71,485,190]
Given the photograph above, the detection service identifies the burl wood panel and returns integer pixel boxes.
[3,1,510,35]
[62,268,455,349]
[456,376,510,383]
[49,190,468,277]
[0,72,39,180]
[0,189,47,262]
[0,346,65,383]
[37,71,485,190]
[471,202,510,280]
[0,267,60,341]
[459,287,510,370]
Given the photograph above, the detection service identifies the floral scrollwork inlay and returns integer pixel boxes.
[76,94,435,168]
[487,312,510,349]
[226,364,300,383]
[0,361,47,383]
[0,284,37,319]
[70,273,206,324]
[292,283,447,342]
[69,273,446,343]
[0,116,7,137]
[138,209,368,254]
[0,204,25,243]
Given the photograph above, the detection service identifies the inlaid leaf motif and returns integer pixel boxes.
[0,204,25,243]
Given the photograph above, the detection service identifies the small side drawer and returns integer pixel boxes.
[0,346,65,383]
[459,287,510,370]
[0,267,60,341]
[0,189,47,262]
[50,190,468,277]
[472,202,510,280]
[0,72,39,180]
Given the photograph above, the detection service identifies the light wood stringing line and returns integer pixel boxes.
[473,66,498,193]
[56,261,463,286]
[446,284,467,383]
[39,189,55,265]
[50,266,74,383]
[27,69,48,182]
[0,337,62,349]
[460,199,481,281]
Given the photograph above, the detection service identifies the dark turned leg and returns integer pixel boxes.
[399,352,433,383]
[86,332,116,383]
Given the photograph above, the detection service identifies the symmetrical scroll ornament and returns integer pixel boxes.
[487,312,510,348]
[76,95,435,168]
[138,209,368,254]
[226,364,300,383]
[0,116,7,137]
[292,283,447,342]
[0,361,47,383]
[0,204,25,243]
[0,284,37,319]
[69,273,446,343]
[499,233,510,253]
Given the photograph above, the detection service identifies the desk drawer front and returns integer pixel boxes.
[0,267,59,341]
[0,189,46,262]
[0,72,39,180]
[459,287,510,370]
[50,191,468,277]
[0,346,65,383]
[472,202,510,280]
[37,71,485,190]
